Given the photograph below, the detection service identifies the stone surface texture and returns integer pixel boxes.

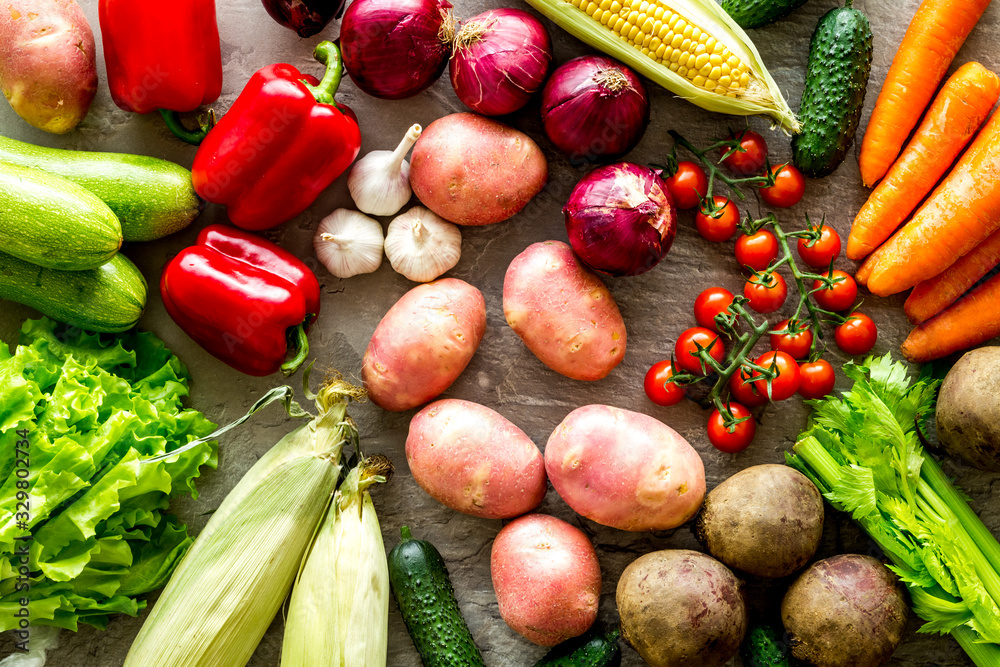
[2,0,999,665]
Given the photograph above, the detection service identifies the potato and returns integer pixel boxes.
[0,0,97,133]
[362,278,486,412]
[617,549,747,667]
[409,112,548,226]
[782,554,908,667]
[937,346,1000,471]
[545,404,705,531]
[491,513,601,646]
[405,399,546,519]
[695,464,823,578]
[504,241,626,381]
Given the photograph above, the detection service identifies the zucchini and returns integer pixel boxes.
[740,622,796,667]
[719,0,810,30]
[0,251,147,332]
[0,135,203,242]
[388,526,484,667]
[0,163,122,270]
[791,1,872,177]
[534,629,621,667]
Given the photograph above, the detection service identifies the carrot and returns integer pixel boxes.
[902,271,1000,362]
[848,62,1000,260]
[858,0,993,188]
[854,245,881,286]
[865,108,1000,296]
[904,227,1000,323]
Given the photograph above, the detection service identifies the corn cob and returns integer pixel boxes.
[524,0,799,132]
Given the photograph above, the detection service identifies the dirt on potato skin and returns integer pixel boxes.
[937,347,1000,472]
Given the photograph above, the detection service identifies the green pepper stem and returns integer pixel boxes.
[304,41,344,107]
[281,322,311,377]
[159,109,214,145]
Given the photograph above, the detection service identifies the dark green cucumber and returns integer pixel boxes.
[740,622,796,667]
[388,526,484,667]
[791,2,872,177]
[0,163,122,270]
[534,629,621,667]
[720,0,810,30]
[0,135,203,242]
[0,251,147,332]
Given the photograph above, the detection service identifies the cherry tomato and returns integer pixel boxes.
[760,163,805,208]
[707,402,756,453]
[735,229,779,271]
[644,360,685,407]
[696,197,739,242]
[744,272,788,313]
[694,287,735,332]
[799,359,836,400]
[666,161,709,210]
[674,327,726,375]
[797,224,842,268]
[720,130,768,175]
[729,367,767,407]
[770,319,813,360]
[812,270,858,312]
[835,313,878,355]
[751,350,801,401]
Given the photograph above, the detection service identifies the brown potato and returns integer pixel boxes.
[617,549,747,667]
[695,464,823,578]
[0,0,97,133]
[937,346,1000,471]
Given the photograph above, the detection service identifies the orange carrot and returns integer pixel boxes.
[865,108,1000,296]
[848,62,1000,260]
[902,271,1000,362]
[904,227,1000,323]
[858,0,993,187]
[854,246,880,286]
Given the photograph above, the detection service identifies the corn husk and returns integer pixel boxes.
[124,380,363,667]
[282,456,392,667]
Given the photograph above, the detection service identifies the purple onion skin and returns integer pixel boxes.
[450,9,552,117]
[564,162,677,277]
[261,0,343,37]
[542,56,650,164]
[341,0,453,100]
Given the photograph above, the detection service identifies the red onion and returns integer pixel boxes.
[340,0,455,100]
[541,56,650,163]
[450,9,552,117]
[563,163,676,277]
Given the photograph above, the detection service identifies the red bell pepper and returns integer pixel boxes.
[191,41,362,231]
[160,224,321,377]
[99,0,223,144]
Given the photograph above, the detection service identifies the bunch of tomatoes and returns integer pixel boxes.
[645,130,878,454]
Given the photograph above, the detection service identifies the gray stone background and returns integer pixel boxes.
[2,0,1000,664]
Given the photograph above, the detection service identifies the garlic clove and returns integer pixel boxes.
[385,206,462,282]
[313,209,385,279]
[348,123,422,217]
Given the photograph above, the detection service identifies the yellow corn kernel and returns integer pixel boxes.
[601,11,613,24]
[599,0,611,8]
[677,65,688,76]
[667,12,678,28]
[653,5,664,20]
[649,36,662,50]
[719,75,732,88]
[695,42,706,55]
[674,18,687,33]
[626,9,639,23]
[710,53,723,67]
[642,33,654,47]
[638,0,649,11]
[692,75,706,87]
[739,72,750,87]
[669,61,679,71]
[680,37,691,51]
[700,63,712,78]
[655,43,667,59]
[691,27,702,42]
[610,0,622,11]
[627,24,640,40]
[670,33,682,48]
[612,16,625,32]
[682,23,693,39]
[669,48,681,63]
[705,36,717,53]
[641,16,654,33]
[693,53,709,70]
[586,2,598,15]
[708,66,722,80]
[727,55,740,68]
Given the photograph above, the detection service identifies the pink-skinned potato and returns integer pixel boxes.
[504,241,626,381]
[409,112,548,226]
[0,0,97,133]
[405,399,546,519]
[363,278,486,412]
[491,514,600,646]
[545,404,705,530]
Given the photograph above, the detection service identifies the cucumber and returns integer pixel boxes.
[791,1,872,178]
[534,629,621,666]
[388,526,484,667]
[0,250,147,332]
[719,0,810,30]
[0,163,122,271]
[740,622,797,667]
[0,135,203,242]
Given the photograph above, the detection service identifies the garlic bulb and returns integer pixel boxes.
[384,206,462,282]
[314,209,385,278]
[347,123,422,216]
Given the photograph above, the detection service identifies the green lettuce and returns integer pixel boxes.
[0,318,217,632]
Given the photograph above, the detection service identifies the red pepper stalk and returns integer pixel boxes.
[160,225,321,377]
[99,0,223,145]
[191,41,362,231]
